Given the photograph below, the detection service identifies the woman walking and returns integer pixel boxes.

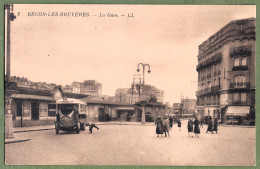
[187,118,194,137]
[193,117,200,138]
[177,119,182,131]
[155,116,164,137]
[213,118,218,134]
[169,116,174,129]
[206,118,213,134]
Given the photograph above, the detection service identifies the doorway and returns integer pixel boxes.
[31,102,39,120]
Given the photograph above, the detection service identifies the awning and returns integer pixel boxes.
[226,106,250,116]
[11,94,54,101]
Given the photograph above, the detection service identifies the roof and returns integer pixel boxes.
[11,93,54,101]
[80,97,132,106]
[56,98,86,105]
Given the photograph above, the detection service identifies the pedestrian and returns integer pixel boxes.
[86,122,99,134]
[177,119,182,131]
[200,117,204,128]
[72,105,79,123]
[206,118,213,134]
[187,118,194,137]
[193,117,200,138]
[163,117,170,137]
[213,118,218,134]
[169,116,174,129]
[155,116,164,137]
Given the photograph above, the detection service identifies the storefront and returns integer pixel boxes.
[11,94,56,127]
[225,106,250,125]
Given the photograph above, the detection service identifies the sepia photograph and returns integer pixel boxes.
[4,4,256,166]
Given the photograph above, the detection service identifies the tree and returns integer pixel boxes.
[149,96,158,103]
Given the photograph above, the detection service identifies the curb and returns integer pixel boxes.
[14,128,55,133]
[96,123,154,126]
[5,138,31,144]
[219,125,255,128]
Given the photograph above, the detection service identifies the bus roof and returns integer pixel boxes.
[56,98,86,105]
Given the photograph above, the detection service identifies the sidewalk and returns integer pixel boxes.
[5,133,31,144]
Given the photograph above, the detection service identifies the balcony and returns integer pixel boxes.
[230,46,251,57]
[204,87,211,93]
[232,66,248,71]
[230,82,250,89]
[232,101,247,105]
[211,85,221,92]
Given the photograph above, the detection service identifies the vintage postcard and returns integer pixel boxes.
[4,4,256,166]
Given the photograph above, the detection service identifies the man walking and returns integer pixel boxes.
[86,122,99,134]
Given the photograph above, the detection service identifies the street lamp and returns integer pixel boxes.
[137,63,151,85]
[136,63,151,125]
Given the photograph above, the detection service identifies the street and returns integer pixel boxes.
[5,120,255,166]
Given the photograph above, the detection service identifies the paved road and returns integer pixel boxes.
[5,121,255,166]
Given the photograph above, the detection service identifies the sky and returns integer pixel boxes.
[5,4,256,104]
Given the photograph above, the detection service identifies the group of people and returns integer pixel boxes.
[188,117,219,137]
[155,116,219,138]
[155,116,171,137]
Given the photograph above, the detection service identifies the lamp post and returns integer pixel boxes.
[137,63,151,85]
[5,4,16,139]
[136,63,151,124]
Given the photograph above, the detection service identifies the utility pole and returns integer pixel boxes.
[5,4,16,139]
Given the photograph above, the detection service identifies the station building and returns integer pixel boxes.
[196,18,255,124]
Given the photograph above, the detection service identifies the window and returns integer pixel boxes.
[234,58,240,67]
[241,93,246,103]
[214,79,217,86]
[241,57,247,66]
[233,75,239,84]
[234,75,247,86]
[208,81,211,88]
[48,104,56,116]
[233,93,239,102]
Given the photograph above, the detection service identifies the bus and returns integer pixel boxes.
[55,98,87,134]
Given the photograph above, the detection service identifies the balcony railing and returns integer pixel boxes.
[211,85,221,92]
[230,46,251,57]
[196,85,221,96]
[232,101,247,105]
[230,82,250,89]
[232,66,248,71]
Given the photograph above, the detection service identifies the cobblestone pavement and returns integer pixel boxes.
[5,120,255,166]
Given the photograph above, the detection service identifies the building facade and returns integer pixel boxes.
[71,80,102,96]
[7,77,88,127]
[115,84,164,104]
[196,18,255,124]
[181,98,197,118]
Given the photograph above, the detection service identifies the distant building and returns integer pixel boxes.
[71,81,82,94]
[181,98,196,118]
[173,103,183,118]
[71,80,102,96]
[62,85,73,93]
[115,84,164,104]
[196,18,255,124]
[83,80,102,97]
